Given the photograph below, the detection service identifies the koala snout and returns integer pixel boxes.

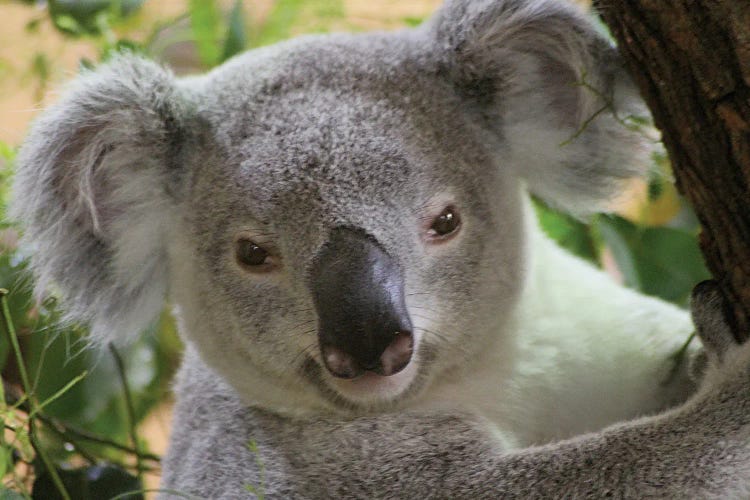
[322,332,413,378]
[309,227,414,379]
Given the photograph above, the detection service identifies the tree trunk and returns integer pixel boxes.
[595,1,750,342]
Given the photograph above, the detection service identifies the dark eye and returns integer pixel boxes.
[236,239,270,267]
[428,206,461,239]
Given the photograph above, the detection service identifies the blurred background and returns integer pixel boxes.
[0,0,708,498]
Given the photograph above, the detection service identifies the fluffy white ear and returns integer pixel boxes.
[10,54,190,344]
[428,0,649,214]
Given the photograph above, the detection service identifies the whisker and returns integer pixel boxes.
[279,307,314,316]
[287,319,316,331]
[409,305,442,315]
[291,341,319,368]
[242,230,279,238]
[414,324,452,345]
[415,199,447,214]
[253,302,313,312]
[295,328,317,336]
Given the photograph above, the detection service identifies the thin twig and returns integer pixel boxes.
[4,389,161,463]
[37,413,161,463]
[29,371,87,418]
[662,331,697,386]
[1,289,32,394]
[560,70,655,147]
[108,343,144,485]
[1,289,71,500]
[110,488,201,500]
[560,103,610,146]
[30,426,71,500]
[39,415,161,463]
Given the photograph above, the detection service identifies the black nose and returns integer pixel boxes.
[309,227,413,379]
[321,332,413,378]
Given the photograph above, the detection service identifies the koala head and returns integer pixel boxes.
[11,0,647,414]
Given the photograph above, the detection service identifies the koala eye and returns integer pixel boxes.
[236,239,271,269]
[427,206,461,240]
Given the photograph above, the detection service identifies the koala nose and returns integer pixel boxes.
[322,331,413,378]
[309,227,414,379]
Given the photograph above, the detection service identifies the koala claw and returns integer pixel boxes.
[691,280,738,363]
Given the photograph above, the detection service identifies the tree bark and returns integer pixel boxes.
[595,1,750,342]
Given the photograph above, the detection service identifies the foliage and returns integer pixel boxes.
[534,153,710,307]
[0,0,709,498]
[1,147,174,498]
[1,1,244,497]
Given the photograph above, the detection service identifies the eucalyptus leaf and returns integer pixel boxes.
[534,200,598,263]
[48,0,145,36]
[222,0,247,62]
[252,0,302,47]
[189,0,223,66]
[0,488,26,500]
[596,215,710,305]
[32,463,142,500]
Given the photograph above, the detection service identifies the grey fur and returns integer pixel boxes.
[165,333,750,499]
[10,0,750,498]
[9,57,192,344]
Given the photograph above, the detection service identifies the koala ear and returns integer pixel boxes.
[10,54,189,344]
[428,0,648,214]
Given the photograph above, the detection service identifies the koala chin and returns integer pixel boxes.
[12,0,750,498]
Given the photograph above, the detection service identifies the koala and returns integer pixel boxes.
[10,0,750,497]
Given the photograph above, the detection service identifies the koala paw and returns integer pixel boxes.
[690,280,738,366]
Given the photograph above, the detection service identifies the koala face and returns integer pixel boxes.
[167,37,527,410]
[11,0,647,414]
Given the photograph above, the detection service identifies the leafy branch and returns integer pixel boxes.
[1,288,70,499]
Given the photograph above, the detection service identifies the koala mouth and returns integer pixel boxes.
[325,352,421,403]
[300,338,430,408]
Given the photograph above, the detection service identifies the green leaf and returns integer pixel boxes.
[247,440,259,453]
[99,39,145,63]
[252,0,302,47]
[32,463,142,500]
[251,0,344,47]
[596,215,710,305]
[221,0,247,62]
[0,446,8,480]
[120,0,146,17]
[0,488,26,500]
[14,301,162,442]
[0,142,14,162]
[79,58,97,71]
[401,16,424,27]
[0,255,34,372]
[0,259,176,457]
[313,0,344,18]
[533,200,599,263]
[49,13,84,35]
[647,176,663,201]
[595,216,642,291]
[189,0,223,66]
[47,0,145,36]
[25,17,43,33]
[30,53,50,88]
[31,371,88,418]
[0,143,15,216]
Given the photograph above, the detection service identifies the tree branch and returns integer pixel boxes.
[595,0,750,341]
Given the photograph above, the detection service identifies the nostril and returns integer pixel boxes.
[378,331,413,376]
[322,345,362,379]
[320,331,413,379]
